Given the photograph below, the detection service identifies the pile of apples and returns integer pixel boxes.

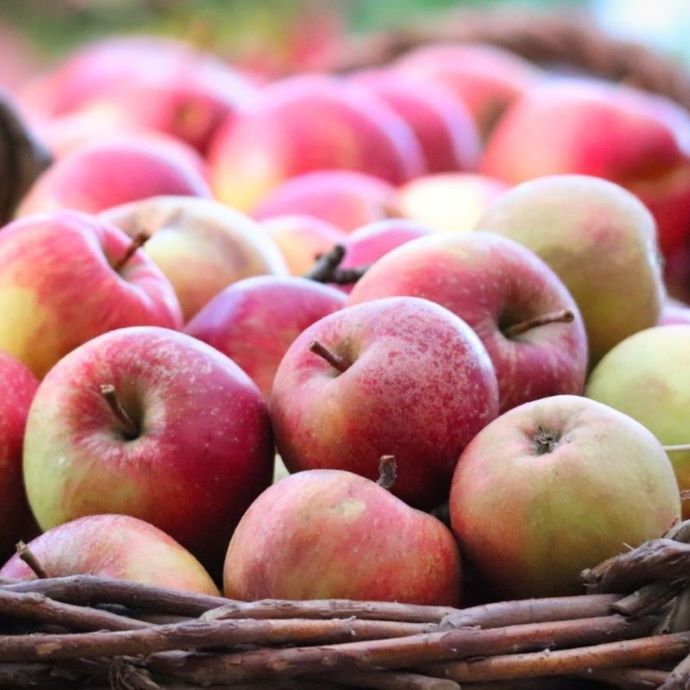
[1,29,690,609]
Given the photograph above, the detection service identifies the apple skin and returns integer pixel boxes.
[0,514,219,595]
[480,78,690,258]
[396,173,509,233]
[224,469,462,605]
[100,196,288,321]
[0,210,182,378]
[393,42,541,138]
[585,325,690,518]
[450,395,681,599]
[270,296,499,509]
[475,175,665,364]
[259,214,348,276]
[350,68,481,172]
[22,326,274,573]
[254,170,399,232]
[18,135,211,216]
[348,232,588,413]
[0,351,39,560]
[185,276,347,399]
[659,299,690,326]
[208,74,425,211]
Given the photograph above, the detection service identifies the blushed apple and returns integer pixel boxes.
[23,326,274,573]
[0,210,182,378]
[224,468,461,605]
[0,351,39,560]
[101,196,288,321]
[0,514,219,595]
[254,170,399,232]
[450,395,681,598]
[271,296,499,509]
[586,325,690,517]
[185,276,346,398]
[475,174,665,364]
[348,232,588,412]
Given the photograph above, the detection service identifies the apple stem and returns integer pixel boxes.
[100,384,139,440]
[112,232,150,273]
[309,340,350,373]
[304,244,371,285]
[504,309,575,338]
[16,541,48,579]
[665,444,690,453]
[376,455,398,491]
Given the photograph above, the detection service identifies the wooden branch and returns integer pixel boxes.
[612,581,685,618]
[659,651,690,690]
[583,667,669,689]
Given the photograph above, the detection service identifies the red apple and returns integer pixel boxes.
[349,232,588,412]
[19,135,211,216]
[23,326,274,572]
[660,298,690,326]
[101,196,288,321]
[209,74,425,211]
[0,351,39,561]
[224,468,462,605]
[185,276,347,399]
[0,514,219,595]
[450,395,681,598]
[254,170,399,232]
[270,296,499,509]
[0,210,182,378]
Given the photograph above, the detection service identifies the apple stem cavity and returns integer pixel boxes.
[16,541,48,579]
[304,243,371,285]
[376,455,398,491]
[112,232,150,273]
[100,384,140,440]
[504,309,575,338]
[309,340,350,373]
[534,426,560,456]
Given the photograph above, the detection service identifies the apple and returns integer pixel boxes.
[253,170,399,232]
[348,232,588,412]
[208,74,425,211]
[350,68,481,172]
[258,214,348,276]
[393,42,542,138]
[585,325,690,517]
[18,134,212,216]
[659,299,690,326]
[100,195,288,321]
[270,296,499,509]
[185,275,347,399]
[396,173,509,233]
[480,77,690,258]
[0,351,39,561]
[0,210,182,378]
[224,468,462,605]
[0,514,219,595]
[450,395,681,598]
[475,175,666,364]
[23,326,274,573]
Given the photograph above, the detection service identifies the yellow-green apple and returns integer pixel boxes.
[396,173,509,233]
[0,210,182,378]
[208,74,425,211]
[20,35,256,155]
[100,196,288,321]
[393,42,542,138]
[23,326,274,573]
[349,68,480,172]
[270,296,499,509]
[450,395,681,598]
[348,232,588,412]
[585,325,690,517]
[0,351,39,561]
[254,170,399,232]
[475,175,665,364]
[660,299,690,326]
[185,276,346,399]
[224,468,462,604]
[19,134,211,216]
[0,514,219,595]
[480,78,690,258]
[258,214,347,276]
